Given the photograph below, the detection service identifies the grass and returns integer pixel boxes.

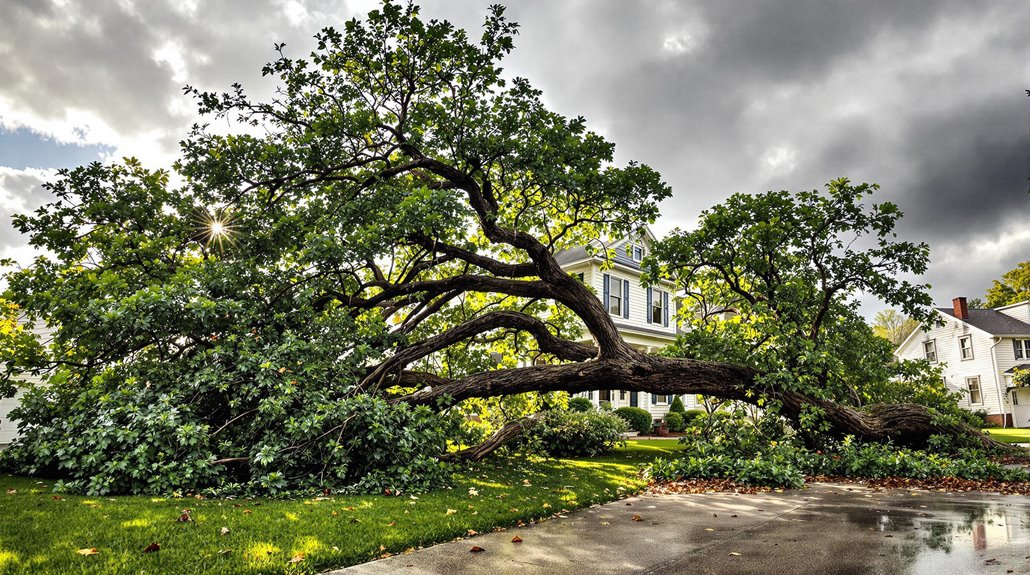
[0,439,684,574]
[982,427,1030,444]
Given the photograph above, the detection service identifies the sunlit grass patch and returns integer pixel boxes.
[0,440,678,574]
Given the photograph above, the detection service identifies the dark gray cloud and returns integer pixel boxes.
[0,0,1026,313]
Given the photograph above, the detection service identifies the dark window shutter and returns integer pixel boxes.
[603,274,610,311]
[663,291,670,327]
[651,393,657,405]
[646,287,653,324]
[623,278,630,319]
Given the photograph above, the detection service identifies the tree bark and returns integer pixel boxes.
[442,414,542,462]
[396,350,1010,451]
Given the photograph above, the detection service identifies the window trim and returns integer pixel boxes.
[923,339,938,364]
[608,276,624,316]
[958,335,973,361]
[966,376,983,405]
[651,289,665,324]
[1014,339,1030,360]
[631,244,644,262]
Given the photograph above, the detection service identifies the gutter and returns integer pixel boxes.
[990,337,1008,428]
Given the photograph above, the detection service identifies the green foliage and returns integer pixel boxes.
[984,260,1030,307]
[613,406,653,433]
[648,415,1027,489]
[871,309,919,347]
[1013,368,1030,389]
[683,409,706,424]
[568,397,594,412]
[664,412,685,433]
[518,410,628,457]
[652,180,945,428]
[668,395,685,413]
[0,1,673,495]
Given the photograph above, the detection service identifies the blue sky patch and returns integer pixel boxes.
[0,128,114,170]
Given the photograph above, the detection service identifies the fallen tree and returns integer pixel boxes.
[0,2,1006,495]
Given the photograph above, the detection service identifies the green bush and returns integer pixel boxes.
[646,432,1028,489]
[682,409,706,425]
[614,407,653,433]
[520,410,628,457]
[568,397,594,412]
[668,396,685,413]
[664,412,685,432]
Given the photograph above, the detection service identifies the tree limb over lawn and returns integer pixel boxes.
[0,1,1004,495]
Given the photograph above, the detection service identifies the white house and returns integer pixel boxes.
[894,297,1030,428]
[555,227,698,421]
[0,322,49,446]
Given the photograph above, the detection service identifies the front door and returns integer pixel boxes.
[630,392,638,407]
[1012,388,1030,428]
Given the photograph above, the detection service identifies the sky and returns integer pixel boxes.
[0,0,1027,316]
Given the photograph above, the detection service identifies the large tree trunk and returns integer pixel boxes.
[397,350,1010,452]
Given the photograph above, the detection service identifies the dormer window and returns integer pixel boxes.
[631,245,644,261]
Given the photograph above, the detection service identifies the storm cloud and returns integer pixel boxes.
[0,0,1026,313]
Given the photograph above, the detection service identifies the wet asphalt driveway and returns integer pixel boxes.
[331,482,1029,575]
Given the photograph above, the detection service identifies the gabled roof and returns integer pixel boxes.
[935,307,1030,336]
[553,228,653,271]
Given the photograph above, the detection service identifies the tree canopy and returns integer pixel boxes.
[0,2,1003,495]
[984,260,1030,308]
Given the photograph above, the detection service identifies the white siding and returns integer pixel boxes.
[591,265,678,341]
[896,313,1005,416]
[0,388,26,444]
[997,301,1030,324]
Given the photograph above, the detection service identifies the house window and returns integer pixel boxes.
[1014,339,1030,360]
[651,290,665,324]
[631,245,644,261]
[619,390,626,400]
[608,277,624,315]
[959,336,973,360]
[599,390,611,402]
[966,377,983,405]
[923,340,937,363]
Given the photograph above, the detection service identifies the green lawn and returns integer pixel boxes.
[0,439,684,575]
[983,427,1030,444]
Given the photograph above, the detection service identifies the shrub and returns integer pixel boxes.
[520,410,628,457]
[682,409,706,425]
[568,397,594,412]
[614,407,653,433]
[598,400,613,412]
[664,412,685,432]
[646,433,1028,489]
[668,396,686,413]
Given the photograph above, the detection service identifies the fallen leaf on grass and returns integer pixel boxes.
[77,548,99,556]
[142,543,160,554]
[177,509,192,522]
[220,527,230,536]
[469,546,485,553]
[218,549,232,555]
[632,515,643,522]
[243,509,252,514]
[511,535,523,543]
[5,489,15,495]
[445,509,458,515]
[288,553,305,564]
[466,529,478,536]
[387,521,398,527]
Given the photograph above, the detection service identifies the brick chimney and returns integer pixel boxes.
[952,297,969,320]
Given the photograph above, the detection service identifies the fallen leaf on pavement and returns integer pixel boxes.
[511,535,523,543]
[632,515,643,521]
[729,552,742,556]
[470,546,485,553]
